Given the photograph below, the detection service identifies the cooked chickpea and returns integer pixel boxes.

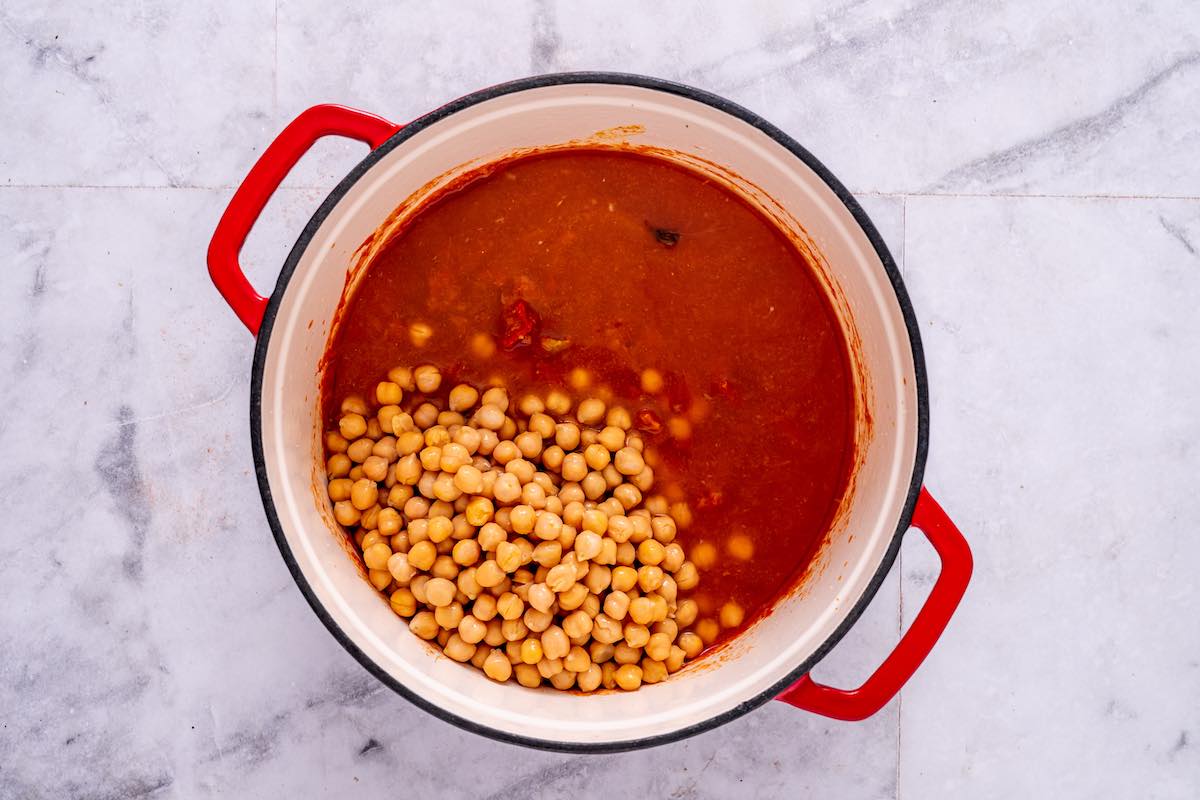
[409,611,439,640]
[475,560,506,588]
[545,563,576,593]
[514,431,543,459]
[678,631,703,658]
[628,597,655,626]
[458,614,488,645]
[577,663,603,692]
[349,479,378,511]
[389,587,417,617]
[387,552,415,585]
[695,618,720,645]
[532,541,562,568]
[582,444,609,471]
[450,538,480,567]
[483,648,513,682]
[648,515,676,544]
[363,542,392,571]
[561,609,593,639]
[614,446,645,477]
[368,569,391,591]
[412,364,441,393]
[339,413,367,440]
[435,601,465,630]
[603,591,631,620]
[637,539,666,567]
[443,633,475,663]
[640,368,664,394]
[611,566,637,593]
[327,453,352,478]
[520,638,544,665]
[576,398,606,425]
[642,658,668,685]
[408,541,437,571]
[581,471,607,500]
[472,593,497,621]
[674,561,699,591]
[490,472,521,505]
[726,533,754,561]
[720,601,745,629]
[614,663,643,691]
[373,381,401,406]
[424,577,456,608]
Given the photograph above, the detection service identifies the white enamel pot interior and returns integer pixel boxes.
[251,74,926,751]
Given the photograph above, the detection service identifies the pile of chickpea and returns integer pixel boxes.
[323,363,714,692]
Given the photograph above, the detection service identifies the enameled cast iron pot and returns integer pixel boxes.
[208,73,973,752]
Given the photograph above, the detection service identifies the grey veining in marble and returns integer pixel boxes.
[2,1,1198,798]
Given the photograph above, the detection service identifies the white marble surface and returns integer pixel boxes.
[1,2,1197,798]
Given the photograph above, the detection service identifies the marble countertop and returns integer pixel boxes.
[2,2,1198,798]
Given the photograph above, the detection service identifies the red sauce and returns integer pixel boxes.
[322,149,855,649]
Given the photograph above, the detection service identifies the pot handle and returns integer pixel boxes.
[207,104,401,335]
[776,487,972,720]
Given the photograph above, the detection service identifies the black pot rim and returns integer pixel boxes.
[249,71,929,754]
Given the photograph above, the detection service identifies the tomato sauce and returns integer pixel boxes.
[322,149,856,647]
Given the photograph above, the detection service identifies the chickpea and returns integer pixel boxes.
[558,583,589,611]
[602,591,631,621]
[410,611,439,640]
[373,381,401,406]
[413,364,441,393]
[519,638,544,665]
[611,566,638,593]
[408,541,437,571]
[389,587,417,617]
[502,617,529,642]
[591,613,623,644]
[720,601,746,629]
[361,541,391,571]
[484,618,506,647]
[472,593,498,621]
[642,658,668,685]
[621,618,649,647]
[469,402,504,432]
[492,473,522,504]
[561,609,593,639]
[581,471,607,500]
[598,537,617,566]
[495,541,521,573]
[605,405,633,431]
[483,648,513,682]
[327,453,352,478]
[573,530,603,561]
[515,431,543,459]
[638,539,666,567]
[616,541,637,567]
[614,663,643,691]
[627,596,655,626]
[581,444,609,471]
[650,515,677,544]
[326,431,350,454]
[573,398,604,425]
[533,540,563,568]
[576,663,603,692]
[505,458,536,484]
[537,657,565,680]
[410,575,431,604]
[458,614,488,645]
[506,505,533,536]
[497,592,524,620]
[465,496,494,527]
[514,663,542,688]
[563,645,591,673]
[545,563,576,593]
[478,523,507,552]
[678,631,704,658]
[326,478,352,503]
[339,413,367,440]
[387,552,415,585]
[435,601,465,630]
[559,483,585,505]
[346,438,374,463]
[449,538,479,567]
[695,618,720,645]
[614,446,645,476]
[638,565,665,593]
[538,625,569,660]
[520,482,547,509]
[443,633,475,663]
[475,560,505,588]
[348,479,377,511]
[404,496,431,521]
[425,516,452,544]
[580,509,608,536]
[413,403,439,429]
[366,569,390,591]
[423,577,455,607]
[584,564,612,595]
[674,561,699,591]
